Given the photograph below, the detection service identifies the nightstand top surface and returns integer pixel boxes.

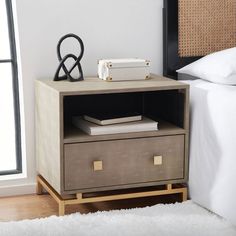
[36,74,189,95]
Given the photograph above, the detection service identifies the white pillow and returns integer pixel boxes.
[177,47,236,85]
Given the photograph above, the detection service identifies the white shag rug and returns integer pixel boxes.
[0,201,235,236]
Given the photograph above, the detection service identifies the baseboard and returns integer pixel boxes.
[0,183,36,197]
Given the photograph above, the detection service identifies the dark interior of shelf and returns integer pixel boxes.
[63,90,185,137]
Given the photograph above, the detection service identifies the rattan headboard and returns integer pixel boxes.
[163,0,236,79]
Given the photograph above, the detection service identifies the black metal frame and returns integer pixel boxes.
[163,0,201,79]
[0,0,22,175]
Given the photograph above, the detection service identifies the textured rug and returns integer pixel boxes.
[0,201,235,236]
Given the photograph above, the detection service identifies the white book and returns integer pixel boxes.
[72,116,158,136]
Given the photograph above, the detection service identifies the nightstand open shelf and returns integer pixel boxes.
[35,74,189,216]
[64,120,186,144]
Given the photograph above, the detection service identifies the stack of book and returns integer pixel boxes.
[72,113,158,136]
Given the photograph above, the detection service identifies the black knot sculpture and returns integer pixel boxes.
[54,33,84,82]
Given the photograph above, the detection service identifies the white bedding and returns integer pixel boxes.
[184,79,236,225]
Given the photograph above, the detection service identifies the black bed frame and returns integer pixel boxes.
[163,0,201,80]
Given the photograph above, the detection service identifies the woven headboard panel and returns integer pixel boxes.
[179,0,236,57]
[163,0,236,79]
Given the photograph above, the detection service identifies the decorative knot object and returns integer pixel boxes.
[54,33,84,82]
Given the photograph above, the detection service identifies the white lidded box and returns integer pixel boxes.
[98,58,150,81]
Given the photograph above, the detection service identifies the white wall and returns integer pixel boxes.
[0,0,163,195]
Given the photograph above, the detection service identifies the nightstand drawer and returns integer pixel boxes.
[64,135,185,191]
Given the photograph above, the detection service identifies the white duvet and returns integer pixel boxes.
[184,79,236,225]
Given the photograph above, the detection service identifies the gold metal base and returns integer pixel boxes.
[37,175,188,216]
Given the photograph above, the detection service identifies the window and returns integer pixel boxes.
[0,0,22,175]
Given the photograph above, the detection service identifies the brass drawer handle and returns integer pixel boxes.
[154,156,163,166]
[93,161,103,171]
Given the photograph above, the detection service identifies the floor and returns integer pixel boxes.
[0,193,181,222]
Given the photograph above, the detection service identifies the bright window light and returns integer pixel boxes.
[0,64,16,171]
[0,0,11,59]
[0,0,21,174]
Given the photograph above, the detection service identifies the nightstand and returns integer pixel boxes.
[35,74,189,215]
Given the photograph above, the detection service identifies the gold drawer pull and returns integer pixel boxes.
[93,161,103,171]
[154,156,163,166]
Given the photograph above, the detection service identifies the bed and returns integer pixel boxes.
[163,0,236,225]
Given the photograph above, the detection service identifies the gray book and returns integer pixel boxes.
[83,112,142,125]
